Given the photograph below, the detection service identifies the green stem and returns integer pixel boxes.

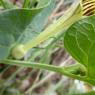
[2,59,95,86]
[22,0,30,8]
[2,59,95,85]
[0,0,7,9]
[2,60,67,74]
[30,0,37,8]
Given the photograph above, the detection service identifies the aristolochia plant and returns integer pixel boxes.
[1,0,95,86]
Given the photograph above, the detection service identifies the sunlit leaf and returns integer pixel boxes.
[64,15,95,78]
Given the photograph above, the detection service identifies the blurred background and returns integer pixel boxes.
[0,0,94,95]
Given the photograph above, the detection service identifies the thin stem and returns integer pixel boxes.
[0,0,7,9]
[0,67,24,94]
[6,67,24,82]
[25,57,72,94]
[22,0,30,8]
[2,59,95,85]
[44,78,65,95]
[2,60,66,74]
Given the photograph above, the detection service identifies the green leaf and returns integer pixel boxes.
[31,0,56,34]
[0,0,54,60]
[64,15,95,78]
[73,91,95,95]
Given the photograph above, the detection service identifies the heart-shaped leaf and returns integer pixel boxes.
[64,15,95,78]
[0,0,55,60]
